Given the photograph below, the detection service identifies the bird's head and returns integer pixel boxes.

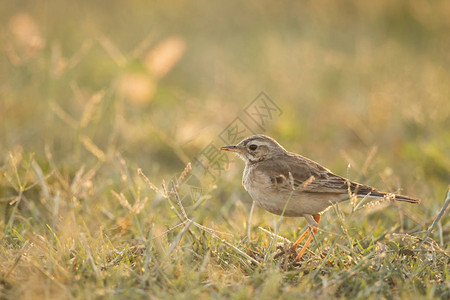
[220,135,286,163]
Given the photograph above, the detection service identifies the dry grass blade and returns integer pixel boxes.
[31,160,51,200]
[80,135,106,161]
[205,230,261,265]
[49,101,78,128]
[155,220,189,239]
[112,190,133,212]
[80,90,105,128]
[44,145,70,191]
[418,190,450,249]
[170,181,231,237]
[171,181,188,219]
[137,168,161,194]
[258,226,292,243]
[80,233,100,277]
[176,162,192,189]
[97,35,127,67]
[168,219,195,254]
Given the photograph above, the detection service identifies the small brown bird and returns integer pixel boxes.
[220,135,419,261]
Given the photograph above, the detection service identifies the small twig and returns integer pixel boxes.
[168,185,251,260]
[258,226,292,243]
[171,181,188,219]
[418,189,450,249]
[168,219,195,254]
[138,169,185,222]
[209,231,260,265]
[193,222,232,237]
[145,171,240,262]
[353,192,372,212]
[155,221,189,239]
[171,181,231,236]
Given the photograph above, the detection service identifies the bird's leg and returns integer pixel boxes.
[274,214,321,261]
[274,225,310,260]
[294,214,321,262]
[313,214,321,224]
[291,228,310,251]
[273,228,309,260]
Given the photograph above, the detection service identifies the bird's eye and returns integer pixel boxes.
[249,144,257,151]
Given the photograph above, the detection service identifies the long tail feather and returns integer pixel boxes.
[358,190,420,204]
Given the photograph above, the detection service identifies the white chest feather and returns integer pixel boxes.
[242,164,288,215]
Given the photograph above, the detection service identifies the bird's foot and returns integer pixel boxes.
[273,244,287,259]
[273,244,305,270]
[273,244,303,261]
[273,244,296,259]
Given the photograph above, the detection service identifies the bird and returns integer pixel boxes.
[220,135,420,262]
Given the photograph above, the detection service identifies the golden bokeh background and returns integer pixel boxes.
[0,1,449,298]
[2,1,449,188]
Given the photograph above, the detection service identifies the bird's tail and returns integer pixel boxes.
[360,190,420,204]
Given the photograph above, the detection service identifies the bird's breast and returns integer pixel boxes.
[242,165,294,216]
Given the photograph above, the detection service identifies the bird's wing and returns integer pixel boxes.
[301,172,379,195]
[261,154,380,196]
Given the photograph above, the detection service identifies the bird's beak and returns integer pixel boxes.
[220,145,246,153]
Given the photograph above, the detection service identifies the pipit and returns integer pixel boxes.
[220,135,419,262]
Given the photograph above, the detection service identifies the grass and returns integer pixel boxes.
[1,0,450,299]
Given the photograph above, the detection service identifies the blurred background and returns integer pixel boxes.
[1,0,449,233]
